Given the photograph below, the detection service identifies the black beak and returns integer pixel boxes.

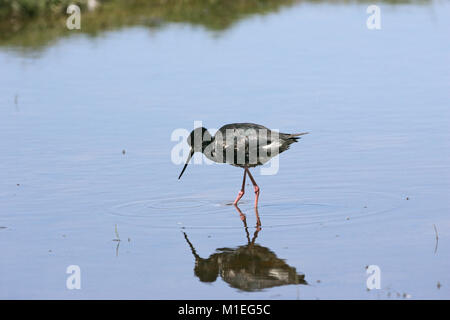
[178,148,194,180]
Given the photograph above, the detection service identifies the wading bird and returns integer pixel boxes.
[178,123,308,207]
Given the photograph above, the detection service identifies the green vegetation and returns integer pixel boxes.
[0,0,431,50]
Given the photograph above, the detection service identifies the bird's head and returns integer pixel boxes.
[178,127,212,179]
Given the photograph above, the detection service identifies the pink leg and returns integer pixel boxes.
[233,169,247,205]
[245,168,260,208]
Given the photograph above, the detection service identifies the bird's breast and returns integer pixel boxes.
[202,134,282,167]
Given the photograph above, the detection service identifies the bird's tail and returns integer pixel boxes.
[281,132,309,146]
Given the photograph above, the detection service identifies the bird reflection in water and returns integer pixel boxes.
[183,206,307,292]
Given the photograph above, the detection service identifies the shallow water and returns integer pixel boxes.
[1,2,450,299]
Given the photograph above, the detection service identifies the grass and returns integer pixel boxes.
[0,0,300,49]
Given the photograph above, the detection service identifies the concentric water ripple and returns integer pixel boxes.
[108,189,402,230]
